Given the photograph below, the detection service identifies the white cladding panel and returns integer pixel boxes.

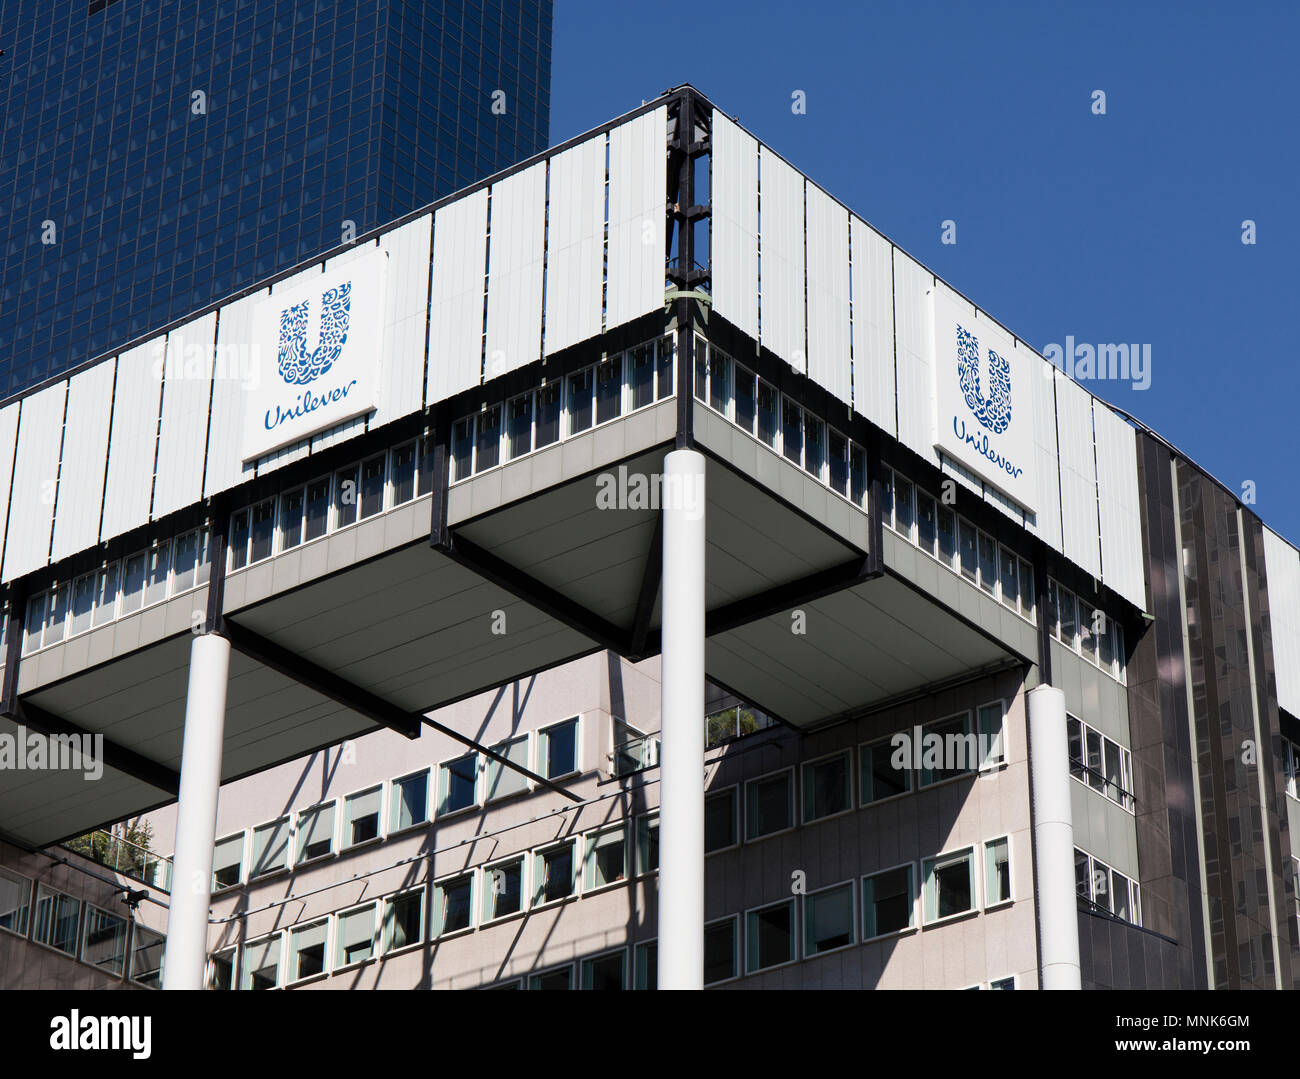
[152,311,217,519]
[428,188,489,403]
[376,214,433,422]
[1094,403,1145,609]
[758,148,805,368]
[3,382,67,581]
[607,107,667,330]
[50,361,115,562]
[893,249,937,468]
[804,184,850,406]
[1054,371,1101,578]
[710,111,759,339]
[544,135,605,355]
[1263,528,1300,717]
[101,338,165,541]
[484,163,546,376]
[1024,345,1063,551]
[0,404,19,568]
[848,217,895,434]
[204,290,264,498]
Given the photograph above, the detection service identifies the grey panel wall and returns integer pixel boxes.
[152,312,217,519]
[804,184,850,406]
[757,147,805,368]
[709,112,759,340]
[484,164,546,378]
[543,134,605,356]
[2,382,67,580]
[606,106,667,331]
[49,361,115,563]
[1263,527,1300,717]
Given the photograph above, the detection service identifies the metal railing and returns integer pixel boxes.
[62,829,172,892]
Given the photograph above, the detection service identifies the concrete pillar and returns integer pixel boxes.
[162,632,231,990]
[657,449,705,989]
[1027,683,1082,990]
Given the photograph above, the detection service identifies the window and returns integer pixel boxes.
[1057,584,1076,647]
[746,770,794,839]
[707,346,730,416]
[915,489,937,555]
[583,827,626,891]
[977,701,1007,770]
[343,787,382,847]
[33,886,81,955]
[208,950,235,991]
[804,882,855,956]
[977,531,997,596]
[433,876,473,936]
[485,734,530,801]
[360,453,386,518]
[923,847,976,923]
[782,397,803,465]
[0,869,32,936]
[171,533,201,594]
[958,518,978,583]
[636,814,659,875]
[990,976,1016,990]
[656,336,675,399]
[634,940,657,990]
[438,753,478,815]
[757,381,778,447]
[734,363,756,433]
[228,511,250,571]
[984,837,1011,907]
[279,487,304,550]
[860,738,911,803]
[705,787,738,853]
[630,343,655,411]
[81,906,128,976]
[1284,737,1299,800]
[567,368,593,434]
[595,355,623,424]
[213,833,244,889]
[334,464,359,526]
[305,476,330,540]
[1066,715,1134,810]
[862,864,916,939]
[919,713,976,786]
[704,917,739,984]
[538,717,578,779]
[121,552,146,612]
[937,506,957,567]
[536,381,561,447]
[250,818,290,877]
[69,573,94,635]
[335,905,376,967]
[288,921,328,982]
[529,965,573,990]
[296,803,335,863]
[240,934,280,990]
[1076,848,1140,925]
[249,500,274,563]
[534,842,575,904]
[482,856,525,922]
[123,926,163,988]
[94,563,120,626]
[802,751,851,822]
[144,542,170,605]
[507,394,533,460]
[894,475,914,538]
[746,899,795,972]
[580,949,626,990]
[390,770,429,832]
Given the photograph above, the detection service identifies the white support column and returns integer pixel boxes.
[163,632,231,990]
[658,448,705,989]
[1027,683,1082,990]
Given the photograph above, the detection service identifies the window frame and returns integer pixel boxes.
[802,879,857,958]
[921,845,978,926]
[983,835,1013,910]
[432,872,475,939]
[861,861,918,942]
[333,901,379,971]
[744,896,798,975]
[480,854,528,925]
[341,784,384,850]
[744,766,796,842]
[800,749,854,824]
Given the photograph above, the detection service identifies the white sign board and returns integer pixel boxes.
[931,289,1036,511]
[242,248,388,461]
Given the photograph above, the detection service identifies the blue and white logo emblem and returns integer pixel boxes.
[955,323,1011,434]
[277,282,352,386]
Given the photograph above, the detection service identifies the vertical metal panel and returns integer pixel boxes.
[757,148,805,368]
[1263,528,1300,716]
[153,311,217,520]
[428,188,489,403]
[804,184,850,406]
[1023,344,1063,552]
[484,163,546,377]
[0,403,19,574]
[101,337,165,540]
[204,289,264,498]
[376,214,432,421]
[2,381,68,581]
[606,106,667,332]
[894,251,937,468]
[1054,371,1101,578]
[50,360,115,562]
[543,134,605,356]
[848,216,894,435]
[1094,403,1145,609]
[710,111,759,340]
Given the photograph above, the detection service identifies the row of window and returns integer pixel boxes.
[1075,848,1142,926]
[1067,716,1136,811]
[228,436,437,573]
[693,339,870,510]
[1047,578,1127,683]
[1283,736,1298,801]
[0,870,165,986]
[451,336,676,483]
[211,718,581,889]
[21,528,211,656]
[213,832,1018,990]
[883,466,1036,625]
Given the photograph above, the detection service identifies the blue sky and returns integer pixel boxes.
[550,0,1300,543]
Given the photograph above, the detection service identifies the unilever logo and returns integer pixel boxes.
[264,281,360,434]
[952,323,1022,480]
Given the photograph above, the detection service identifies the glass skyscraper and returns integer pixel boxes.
[0,0,552,397]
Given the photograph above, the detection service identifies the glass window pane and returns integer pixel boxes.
[958,520,978,582]
[144,542,170,605]
[704,789,737,852]
[305,477,330,541]
[924,851,973,922]
[757,382,778,448]
[485,736,530,801]
[827,429,848,495]
[862,740,911,803]
[390,772,428,832]
[630,344,654,410]
[656,336,674,399]
[1078,600,1097,661]
[279,488,304,550]
[568,369,593,433]
[894,476,914,538]
[541,718,577,778]
[746,902,793,971]
[69,574,95,636]
[536,844,574,903]
[805,884,854,955]
[937,507,956,567]
[984,837,1011,905]
[977,532,997,595]
[334,465,359,527]
[435,877,473,934]
[703,920,736,984]
[228,510,250,571]
[171,532,199,594]
[734,365,757,434]
[417,438,437,498]
[452,417,474,481]
[915,491,937,554]
[508,394,533,459]
[93,564,120,626]
[1085,729,1105,792]
[707,348,730,415]
[1058,586,1076,647]
[781,398,802,465]
[802,754,849,821]
[439,754,478,814]
[1067,716,1085,781]
[746,773,792,838]
[344,787,382,847]
[863,865,914,939]
[121,553,146,613]
[535,382,561,447]
[1019,560,1035,619]
[475,406,501,472]
[803,414,825,479]
[391,442,417,503]
[360,453,385,517]
[484,858,523,921]
[850,443,867,507]
[250,500,274,562]
[999,547,1018,609]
